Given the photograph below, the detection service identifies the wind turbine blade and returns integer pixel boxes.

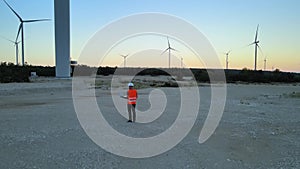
[16,23,22,41]
[170,47,179,52]
[224,50,231,55]
[23,19,51,23]
[255,24,259,42]
[0,35,14,43]
[120,54,129,58]
[167,37,170,48]
[161,48,169,55]
[248,42,255,46]
[257,44,264,56]
[3,0,22,21]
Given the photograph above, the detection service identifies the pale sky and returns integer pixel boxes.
[0,0,299,72]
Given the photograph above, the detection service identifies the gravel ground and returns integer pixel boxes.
[0,77,299,169]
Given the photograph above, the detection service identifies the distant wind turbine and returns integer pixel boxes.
[162,37,177,68]
[180,57,183,69]
[3,0,50,66]
[264,56,267,71]
[248,24,263,71]
[120,54,129,68]
[1,36,21,65]
[224,50,231,70]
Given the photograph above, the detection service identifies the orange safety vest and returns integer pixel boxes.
[127,89,137,104]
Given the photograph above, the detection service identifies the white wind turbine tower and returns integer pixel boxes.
[120,54,129,68]
[224,50,231,70]
[248,24,263,71]
[162,37,177,68]
[3,0,50,66]
[1,36,20,65]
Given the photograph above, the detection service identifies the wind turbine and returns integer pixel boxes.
[3,0,50,66]
[224,50,231,70]
[248,24,262,71]
[1,36,21,65]
[120,54,129,68]
[180,56,183,69]
[162,37,177,69]
[264,56,267,71]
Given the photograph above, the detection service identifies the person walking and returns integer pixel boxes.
[127,82,138,123]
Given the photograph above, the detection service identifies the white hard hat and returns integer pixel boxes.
[128,82,134,87]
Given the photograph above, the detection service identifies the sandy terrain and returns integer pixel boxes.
[0,76,299,169]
